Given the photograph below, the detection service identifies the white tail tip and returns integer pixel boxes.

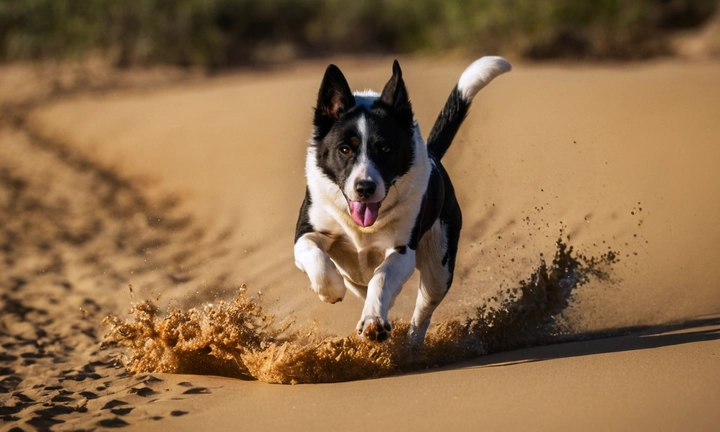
[457,56,512,101]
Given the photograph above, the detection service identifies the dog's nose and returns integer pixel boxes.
[355,181,376,199]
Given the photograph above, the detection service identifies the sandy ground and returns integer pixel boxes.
[1,57,719,430]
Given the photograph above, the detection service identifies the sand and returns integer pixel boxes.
[1,57,719,430]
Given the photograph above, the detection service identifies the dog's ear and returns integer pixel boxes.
[379,60,413,130]
[316,65,355,122]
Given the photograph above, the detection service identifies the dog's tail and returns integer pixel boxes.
[426,56,511,160]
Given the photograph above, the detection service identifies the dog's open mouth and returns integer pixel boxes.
[348,200,381,227]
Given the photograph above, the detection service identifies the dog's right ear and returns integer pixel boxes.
[315,65,355,123]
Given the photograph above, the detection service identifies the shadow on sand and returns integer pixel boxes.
[460,315,720,369]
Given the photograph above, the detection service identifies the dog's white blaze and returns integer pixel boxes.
[457,56,512,101]
[343,114,386,202]
[357,114,369,145]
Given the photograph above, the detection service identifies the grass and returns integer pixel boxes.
[0,0,716,68]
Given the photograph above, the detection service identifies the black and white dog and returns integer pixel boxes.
[294,57,511,344]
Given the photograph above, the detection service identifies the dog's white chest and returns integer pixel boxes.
[327,236,386,286]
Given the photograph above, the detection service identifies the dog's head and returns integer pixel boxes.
[311,61,416,228]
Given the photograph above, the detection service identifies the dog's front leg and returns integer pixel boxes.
[357,247,416,341]
[294,232,346,304]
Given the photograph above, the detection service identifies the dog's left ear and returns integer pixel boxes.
[379,60,413,130]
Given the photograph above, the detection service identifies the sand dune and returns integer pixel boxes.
[1,58,719,430]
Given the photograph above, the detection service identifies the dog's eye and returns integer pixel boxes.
[339,145,352,156]
[380,145,391,153]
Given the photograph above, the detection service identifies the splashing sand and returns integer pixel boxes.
[103,241,616,384]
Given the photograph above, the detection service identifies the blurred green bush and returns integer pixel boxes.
[0,0,716,67]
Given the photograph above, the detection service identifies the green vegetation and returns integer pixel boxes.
[0,0,716,67]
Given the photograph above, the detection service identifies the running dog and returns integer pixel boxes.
[294,56,511,344]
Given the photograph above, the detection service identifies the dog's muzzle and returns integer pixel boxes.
[348,180,381,227]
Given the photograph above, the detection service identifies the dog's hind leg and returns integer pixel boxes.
[409,219,459,345]
[409,277,448,345]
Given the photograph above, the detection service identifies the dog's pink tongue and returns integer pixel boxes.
[349,201,380,227]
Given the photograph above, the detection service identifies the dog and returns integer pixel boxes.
[294,56,511,344]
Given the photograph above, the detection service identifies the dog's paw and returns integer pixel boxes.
[310,266,346,304]
[300,250,346,304]
[356,316,392,342]
[406,324,427,349]
[317,288,344,304]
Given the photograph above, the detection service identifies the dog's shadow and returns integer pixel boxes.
[444,315,720,370]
